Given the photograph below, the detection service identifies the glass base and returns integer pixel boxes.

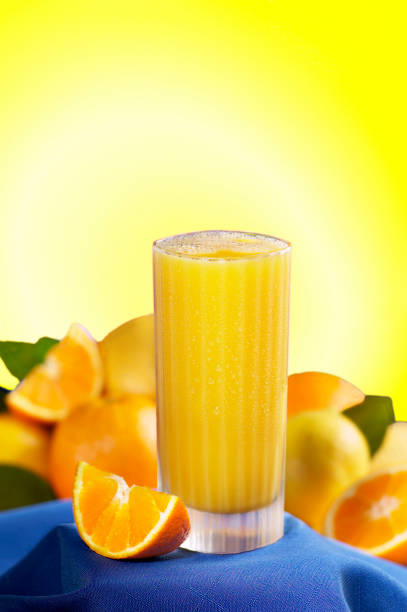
[182,496,284,554]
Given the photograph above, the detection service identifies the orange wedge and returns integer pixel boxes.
[324,467,407,564]
[287,371,365,417]
[73,462,190,559]
[6,324,103,424]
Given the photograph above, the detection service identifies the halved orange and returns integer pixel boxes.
[324,467,407,564]
[287,371,365,417]
[73,462,190,559]
[6,324,103,423]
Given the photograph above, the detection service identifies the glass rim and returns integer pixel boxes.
[152,230,291,261]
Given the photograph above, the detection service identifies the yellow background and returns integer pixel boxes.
[0,1,406,416]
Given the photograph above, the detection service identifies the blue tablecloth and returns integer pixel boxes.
[1,501,407,611]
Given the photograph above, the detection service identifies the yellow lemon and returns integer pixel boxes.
[0,412,50,479]
[100,315,155,398]
[370,422,407,473]
[285,410,370,532]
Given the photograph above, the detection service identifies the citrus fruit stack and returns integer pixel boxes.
[0,317,158,508]
[285,372,371,532]
[0,315,193,556]
[286,371,407,565]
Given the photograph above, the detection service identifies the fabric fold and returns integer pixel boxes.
[0,501,406,611]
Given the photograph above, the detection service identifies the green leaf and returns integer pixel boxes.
[0,337,58,380]
[343,395,395,456]
[0,465,55,511]
[0,387,9,413]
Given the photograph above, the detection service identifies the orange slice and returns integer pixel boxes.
[324,467,407,564]
[6,324,103,423]
[287,371,364,417]
[73,462,190,559]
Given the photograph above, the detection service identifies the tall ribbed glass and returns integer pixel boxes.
[153,230,291,553]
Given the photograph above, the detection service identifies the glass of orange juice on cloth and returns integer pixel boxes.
[153,231,291,553]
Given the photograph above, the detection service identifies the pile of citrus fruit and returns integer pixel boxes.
[0,321,407,563]
[286,371,407,564]
[0,316,191,557]
[1,317,157,496]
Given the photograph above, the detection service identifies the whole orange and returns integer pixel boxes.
[49,394,157,498]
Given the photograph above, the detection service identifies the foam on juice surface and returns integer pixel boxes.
[154,231,289,259]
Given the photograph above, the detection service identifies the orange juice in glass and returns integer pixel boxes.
[153,231,291,553]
